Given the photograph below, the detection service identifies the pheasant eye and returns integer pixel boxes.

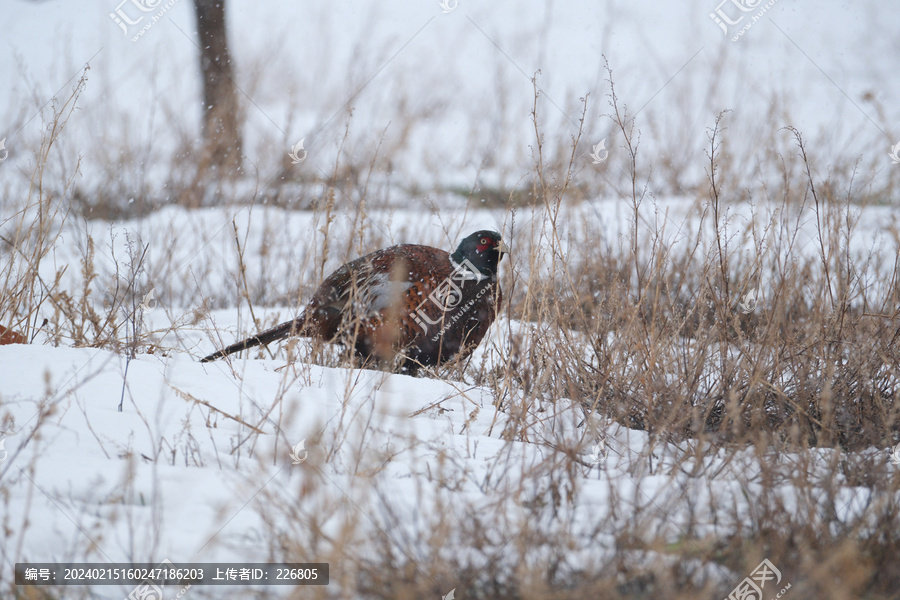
[480,237,489,245]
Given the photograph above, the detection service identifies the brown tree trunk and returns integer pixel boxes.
[194,0,242,188]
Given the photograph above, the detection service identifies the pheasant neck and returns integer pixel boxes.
[449,255,489,282]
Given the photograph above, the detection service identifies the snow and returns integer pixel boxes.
[0,333,882,596]
[1,0,898,597]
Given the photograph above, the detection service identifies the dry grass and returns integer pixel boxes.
[2,59,900,600]
[204,74,900,599]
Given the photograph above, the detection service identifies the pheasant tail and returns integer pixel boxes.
[200,315,311,363]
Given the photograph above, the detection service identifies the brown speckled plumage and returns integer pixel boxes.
[201,231,507,373]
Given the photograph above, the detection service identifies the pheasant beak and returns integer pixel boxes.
[495,240,510,255]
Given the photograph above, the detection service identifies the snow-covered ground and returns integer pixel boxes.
[1,197,895,597]
[1,1,898,598]
[0,322,878,598]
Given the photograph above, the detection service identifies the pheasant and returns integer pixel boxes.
[201,231,508,373]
